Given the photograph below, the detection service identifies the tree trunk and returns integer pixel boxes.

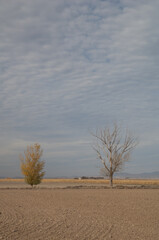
[109,165,113,187]
[109,174,113,187]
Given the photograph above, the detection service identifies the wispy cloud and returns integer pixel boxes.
[0,0,159,177]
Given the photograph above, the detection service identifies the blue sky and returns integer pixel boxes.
[0,0,159,178]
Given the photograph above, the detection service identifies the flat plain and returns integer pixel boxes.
[0,180,159,240]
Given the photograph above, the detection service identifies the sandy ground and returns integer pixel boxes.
[0,181,107,189]
[0,187,159,240]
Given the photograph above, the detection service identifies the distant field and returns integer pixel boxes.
[0,178,159,185]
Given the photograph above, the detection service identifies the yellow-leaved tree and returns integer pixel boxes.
[20,143,45,187]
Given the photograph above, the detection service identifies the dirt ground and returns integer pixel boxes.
[0,188,159,240]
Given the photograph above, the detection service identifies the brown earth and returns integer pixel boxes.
[0,188,159,240]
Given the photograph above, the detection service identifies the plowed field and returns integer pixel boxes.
[0,189,158,240]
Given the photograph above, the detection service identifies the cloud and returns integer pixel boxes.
[0,0,159,177]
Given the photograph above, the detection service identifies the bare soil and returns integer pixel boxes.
[0,188,159,240]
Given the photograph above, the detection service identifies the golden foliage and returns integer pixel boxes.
[19,143,45,186]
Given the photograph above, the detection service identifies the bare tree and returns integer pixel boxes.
[91,123,138,187]
[20,143,45,187]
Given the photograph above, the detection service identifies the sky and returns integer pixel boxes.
[0,0,159,178]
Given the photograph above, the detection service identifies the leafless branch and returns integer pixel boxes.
[91,123,138,186]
